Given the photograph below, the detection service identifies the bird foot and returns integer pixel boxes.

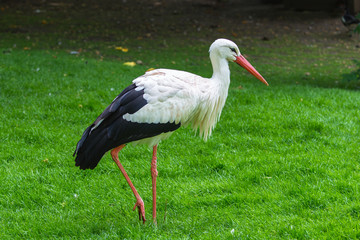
[133,198,146,223]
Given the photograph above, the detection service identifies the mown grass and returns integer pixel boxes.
[1,2,360,239]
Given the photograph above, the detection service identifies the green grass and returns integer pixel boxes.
[2,2,360,239]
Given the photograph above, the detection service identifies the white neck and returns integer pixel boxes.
[189,52,231,140]
[210,52,231,86]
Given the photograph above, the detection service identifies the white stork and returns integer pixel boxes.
[73,38,268,223]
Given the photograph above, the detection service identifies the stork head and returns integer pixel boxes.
[209,39,268,86]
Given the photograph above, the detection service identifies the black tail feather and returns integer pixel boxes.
[73,83,181,170]
[74,127,112,170]
[73,83,147,170]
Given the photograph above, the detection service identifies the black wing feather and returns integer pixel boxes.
[74,83,180,170]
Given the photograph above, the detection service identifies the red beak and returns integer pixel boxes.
[234,55,268,86]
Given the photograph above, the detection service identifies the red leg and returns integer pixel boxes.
[111,144,146,223]
[151,144,158,224]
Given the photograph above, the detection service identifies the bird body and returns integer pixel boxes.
[74,67,229,169]
[74,39,268,223]
[127,68,230,140]
[341,9,360,31]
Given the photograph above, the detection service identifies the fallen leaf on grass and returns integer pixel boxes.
[123,61,136,67]
[115,46,128,52]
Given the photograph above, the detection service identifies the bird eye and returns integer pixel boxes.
[230,47,236,53]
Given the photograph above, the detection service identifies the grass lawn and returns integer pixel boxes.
[1,1,360,239]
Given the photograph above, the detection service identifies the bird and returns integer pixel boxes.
[73,38,268,224]
[341,9,360,31]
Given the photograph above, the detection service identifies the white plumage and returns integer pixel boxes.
[124,67,227,143]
